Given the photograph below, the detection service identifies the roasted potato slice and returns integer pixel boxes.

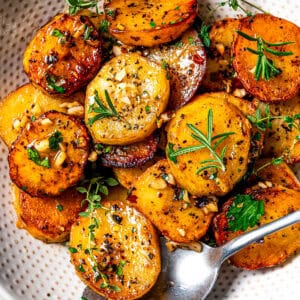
[113,156,162,189]
[232,14,300,102]
[9,111,90,197]
[69,195,160,299]
[147,28,206,110]
[251,159,300,190]
[12,185,85,243]
[260,96,300,163]
[99,133,159,168]
[201,18,241,93]
[166,92,252,196]
[0,83,85,147]
[23,14,102,96]
[129,159,218,243]
[85,53,169,145]
[105,0,198,47]
[213,185,300,269]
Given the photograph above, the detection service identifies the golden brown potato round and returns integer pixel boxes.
[12,184,85,243]
[0,84,85,147]
[129,159,218,243]
[213,185,300,269]
[147,28,206,110]
[85,53,169,145]
[232,14,300,102]
[259,96,300,164]
[105,0,198,47]
[9,111,90,197]
[69,197,160,299]
[252,159,300,190]
[202,18,241,92]
[166,92,252,196]
[23,14,102,96]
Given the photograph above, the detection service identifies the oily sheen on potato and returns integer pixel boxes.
[9,111,90,197]
[167,92,252,196]
[130,159,218,243]
[69,195,160,300]
[0,83,85,147]
[105,0,198,47]
[233,14,300,102]
[23,14,102,96]
[12,185,86,243]
[213,185,300,269]
[85,53,169,145]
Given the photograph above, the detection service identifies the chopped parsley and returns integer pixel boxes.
[56,204,64,212]
[46,74,65,93]
[27,147,50,168]
[149,21,156,28]
[49,131,63,151]
[227,194,264,232]
[51,29,64,38]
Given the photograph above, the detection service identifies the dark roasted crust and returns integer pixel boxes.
[9,110,90,197]
[99,133,159,168]
[23,14,102,96]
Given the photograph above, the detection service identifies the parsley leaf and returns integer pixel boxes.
[27,147,50,168]
[49,131,63,150]
[227,194,264,232]
[198,24,211,48]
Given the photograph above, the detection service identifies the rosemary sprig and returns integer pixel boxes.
[65,0,98,15]
[167,109,235,177]
[88,90,120,126]
[76,176,120,291]
[254,156,284,174]
[236,31,294,81]
[247,104,300,131]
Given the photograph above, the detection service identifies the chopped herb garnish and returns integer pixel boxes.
[149,21,156,28]
[236,30,294,81]
[167,109,235,177]
[99,19,110,33]
[49,131,63,150]
[30,116,36,122]
[161,60,168,69]
[56,204,64,212]
[175,6,180,10]
[145,105,151,113]
[78,264,85,273]
[27,147,50,168]
[83,24,93,40]
[88,90,120,126]
[116,260,126,276]
[198,24,211,48]
[106,9,116,17]
[21,186,27,191]
[51,29,64,38]
[227,194,264,232]
[46,74,65,93]
[68,247,78,253]
[65,0,98,15]
[188,36,195,45]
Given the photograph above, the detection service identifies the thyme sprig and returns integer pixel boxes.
[167,109,235,177]
[88,90,120,126]
[76,176,120,291]
[65,0,98,15]
[236,30,294,81]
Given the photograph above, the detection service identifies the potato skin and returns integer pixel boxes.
[148,28,206,110]
[130,159,218,243]
[69,195,160,300]
[213,185,300,269]
[167,92,252,196]
[260,96,300,164]
[85,53,169,145]
[232,14,300,102]
[105,0,198,47]
[99,133,159,168]
[12,185,85,243]
[0,83,85,147]
[202,18,241,92]
[23,14,102,96]
[9,111,90,197]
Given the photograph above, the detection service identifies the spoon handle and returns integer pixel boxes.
[220,210,300,263]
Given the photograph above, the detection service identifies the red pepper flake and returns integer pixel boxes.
[127,194,137,203]
[193,54,204,64]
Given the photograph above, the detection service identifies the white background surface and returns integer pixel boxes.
[0,0,299,299]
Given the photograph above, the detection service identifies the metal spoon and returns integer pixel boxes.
[82,210,300,300]
[142,210,300,300]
